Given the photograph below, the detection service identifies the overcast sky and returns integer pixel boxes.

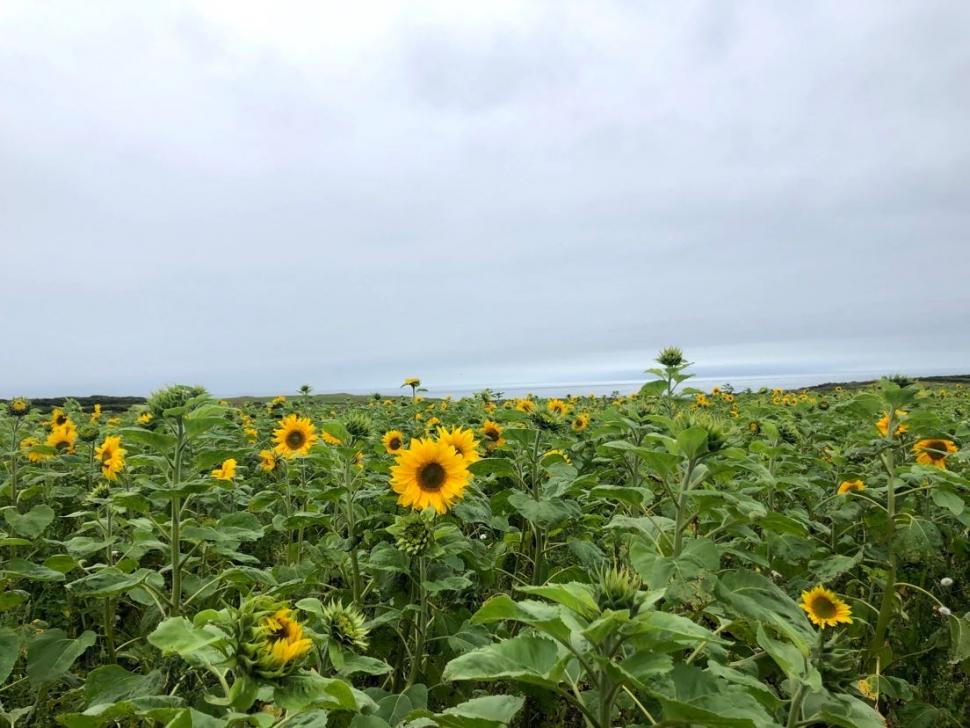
[1,1,968,397]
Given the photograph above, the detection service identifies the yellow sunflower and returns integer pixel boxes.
[547,399,570,416]
[259,449,279,472]
[436,426,481,464]
[89,403,102,423]
[46,421,78,454]
[95,435,126,481]
[137,412,153,425]
[913,439,958,469]
[382,430,406,454]
[322,430,343,445]
[390,438,471,514]
[837,479,865,495]
[273,414,318,458]
[262,609,312,666]
[211,458,237,480]
[571,413,590,432]
[49,408,70,429]
[514,399,535,414]
[799,585,853,628]
[403,377,421,387]
[875,410,908,438]
[20,436,51,463]
[481,419,506,450]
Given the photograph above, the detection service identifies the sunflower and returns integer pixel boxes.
[437,426,481,464]
[913,439,958,469]
[259,449,279,472]
[244,426,258,443]
[262,609,313,667]
[837,479,865,495]
[46,422,78,454]
[547,399,570,416]
[481,419,506,450]
[211,458,237,480]
[514,399,535,414]
[95,435,126,480]
[875,410,908,438]
[799,585,853,628]
[49,408,70,429]
[273,414,318,458]
[322,430,343,445]
[137,412,153,425]
[403,377,421,387]
[382,430,406,454]
[20,436,50,463]
[89,403,102,423]
[8,398,30,417]
[390,438,471,514]
[571,413,590,432]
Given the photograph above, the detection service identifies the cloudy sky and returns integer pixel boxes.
[1,1,968,397]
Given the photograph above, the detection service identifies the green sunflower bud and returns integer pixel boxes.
[146,385,208,419]
[656,346,685,368]
[388,511,436,557]
[344,413,372,440]
[597,565,643,616]
[319,601,369,651]
[78,424,100,443]
[778,420,801,445]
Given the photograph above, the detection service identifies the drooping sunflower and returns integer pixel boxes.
[95,435,126,480]
[837,479,865,496]
[382,430,406,454]
[436,426,481,464]
[389,438,471,514]
[571,413,590,432]
[799,585,853,628]
[322,430,343,445]
[211,458,237,480]
[259,449,279,472]
[46,422,78,454]
[273,414,318,458]
[481,419,506,450]
[912,439,958,469]
[403,377,421,388]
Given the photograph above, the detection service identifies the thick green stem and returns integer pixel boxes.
[672,459,697,557]
[345,462,362,603]
[170,419,185,615]
[868,429,898,663]
[9,419,20,510]
[406,556,428,688]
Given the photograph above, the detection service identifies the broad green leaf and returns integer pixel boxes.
[443,635,564,689]
[517,582,599,619]
[4,504,55,538]
[26,628,97,687]
[0,627,19,685]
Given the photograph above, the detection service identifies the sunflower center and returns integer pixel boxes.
[417,461,447,492]
[925,441,947,460]
[389,437,401,450]
[286,430,306,450]
[101,449,113,464]
[485,428,498,441]
[810,596,837,619]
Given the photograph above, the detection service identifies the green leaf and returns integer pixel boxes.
[517,582,600,619]
[2,558,66,582]
[67,568,151,598]
[4,504,55,538]
[147,617,227,661]
[431,694,525,728]
[26,629,97,687]
[442,635,564,689]
[0,627,19,685]
[468,458,517,478]
[506,492,581,528]
[647,664,775,727]
[931,487,965,516]
[675,427,709,460]
[639,379,669,397]
[83,664,167,707]
[715,571,815,652]
[470,595,574,645]
[756,625,821,691]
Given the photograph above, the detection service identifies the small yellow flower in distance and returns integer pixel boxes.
[514,399,535,413]
[875,410,908,438]
[137,412,153,425]
[211,458,237,480]
[95,435,126,480]
[322,431,343,445]
[571,412,590,432]
[799,585,852,628]
[481,420,505,450]
[259,449,279,472]
[547,399,570,416]
[912,439,958,469]
[382,430,406,454]
[837,479,865,495]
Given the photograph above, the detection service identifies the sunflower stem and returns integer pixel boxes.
[170,418,185,615]
[8,418,20,511]
[406,555,428,688]
[868,416,898,665]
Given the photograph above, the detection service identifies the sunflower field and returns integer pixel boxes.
[2,350,969,727]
